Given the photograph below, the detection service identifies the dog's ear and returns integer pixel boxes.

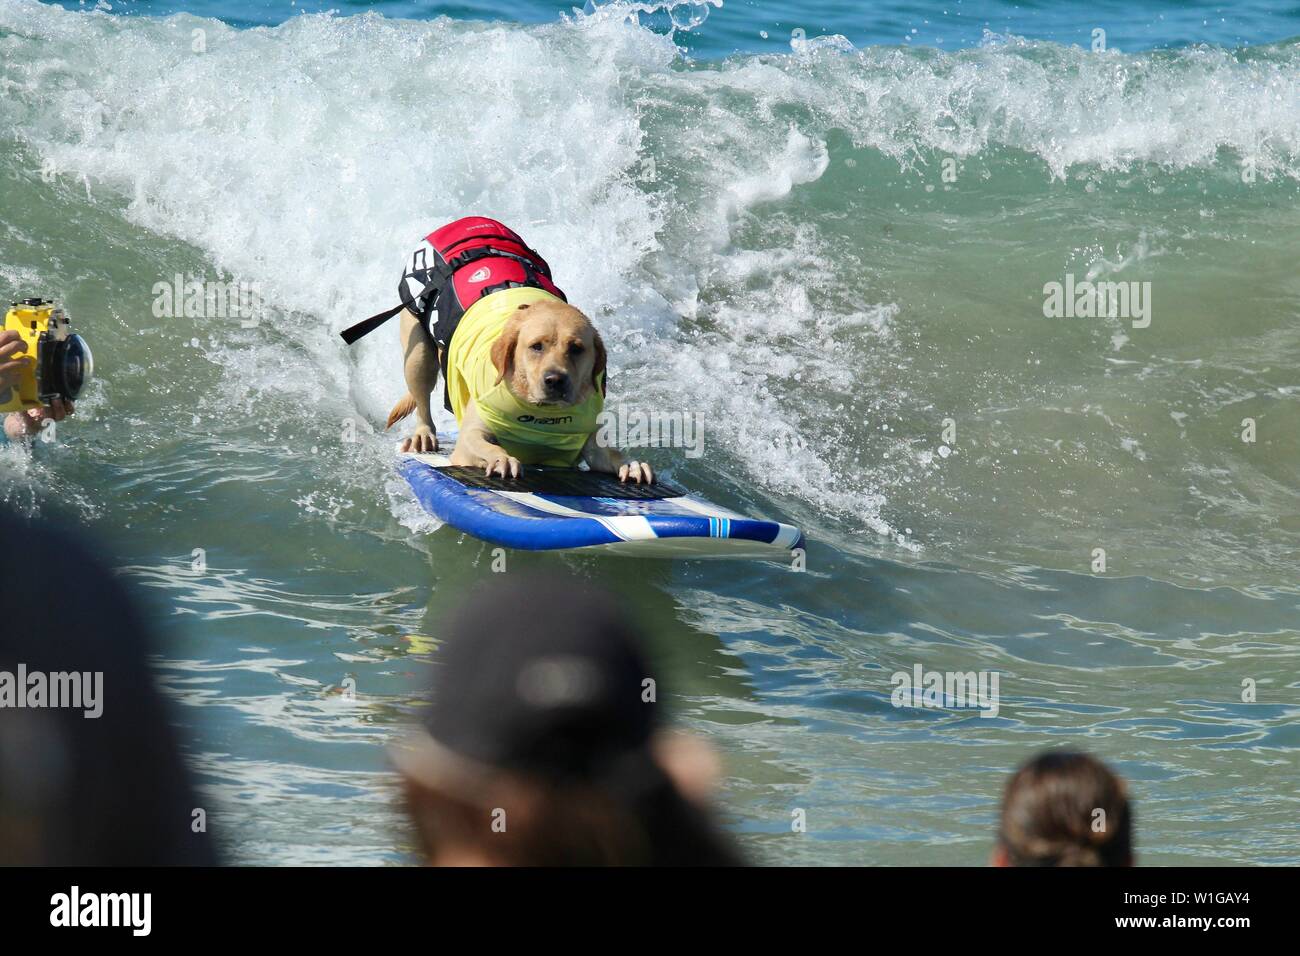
[591,330,607,397]
[491,313,524,385]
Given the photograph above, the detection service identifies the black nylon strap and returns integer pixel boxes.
[339,303,402,345]
[338,274,441,345]
[447,246,548,277]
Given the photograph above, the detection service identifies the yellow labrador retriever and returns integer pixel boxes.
[388,296,653,484]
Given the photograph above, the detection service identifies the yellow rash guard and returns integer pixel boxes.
[446,286,604,467]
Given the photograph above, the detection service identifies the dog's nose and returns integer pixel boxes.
[543,371,569,393]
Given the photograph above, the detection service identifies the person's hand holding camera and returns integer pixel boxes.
[0,329,26,390]
[2,329,75,440]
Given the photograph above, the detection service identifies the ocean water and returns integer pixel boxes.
[1,0,1297,865]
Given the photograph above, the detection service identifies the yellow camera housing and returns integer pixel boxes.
[0,299,94,414]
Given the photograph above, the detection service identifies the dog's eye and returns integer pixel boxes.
[529,342,544,352]
[568,343,584,355]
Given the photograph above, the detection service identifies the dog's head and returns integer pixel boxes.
[490,300,606,407]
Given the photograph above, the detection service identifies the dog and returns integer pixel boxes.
[378,219,652,484]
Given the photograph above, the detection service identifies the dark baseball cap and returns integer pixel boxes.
[393,574,660,788]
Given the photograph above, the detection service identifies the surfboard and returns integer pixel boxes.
[397,431,804,559]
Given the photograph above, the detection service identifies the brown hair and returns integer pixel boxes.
[998,751,1133,867]
[403,757,742,867]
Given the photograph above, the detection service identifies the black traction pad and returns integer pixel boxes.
[436,465,685,500]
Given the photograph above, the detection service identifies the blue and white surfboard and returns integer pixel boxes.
[398,433,803,559]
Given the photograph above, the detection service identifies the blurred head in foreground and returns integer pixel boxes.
[0,505,214,865]
[993,750,1133,867]
[393,574,741,866]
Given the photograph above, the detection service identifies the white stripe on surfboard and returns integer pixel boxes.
[399,450,454,467]
[668,494,747,521]
[496,491,658,542]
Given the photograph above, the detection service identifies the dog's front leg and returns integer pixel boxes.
[581,433,654,484]
[449,402,522,478]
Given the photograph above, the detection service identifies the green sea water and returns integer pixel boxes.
[1,0,1297,864]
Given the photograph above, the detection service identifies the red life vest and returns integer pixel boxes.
[339,217,565,348]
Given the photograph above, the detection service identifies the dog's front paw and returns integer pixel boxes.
[485,454,522,479]
[618,460,654,485]
[401,425,439,454]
